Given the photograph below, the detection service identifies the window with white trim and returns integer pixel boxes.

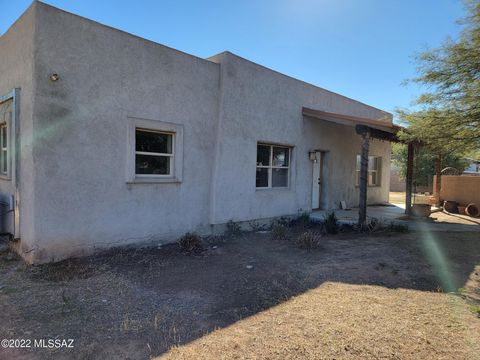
[135,128,174,176]
[256,144,290,188]
[0,124,7,175]
[0,97,12,178]
[356,155,382,186]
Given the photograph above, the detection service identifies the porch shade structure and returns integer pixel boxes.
[302,107,413,225]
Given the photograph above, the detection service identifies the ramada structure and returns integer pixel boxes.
[0,2,399,263]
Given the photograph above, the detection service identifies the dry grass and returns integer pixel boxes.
[161,282,480,360]
[296,231,321,249]
[390,191,431,206]
[0,231,479,359]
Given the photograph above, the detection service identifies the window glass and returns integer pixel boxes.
[272,168,288,187]
[136,130,172,154]
[136,155,170,175]
[368,156,377,171]
[273,147,289,167]
[256,144,291,188]
[1,125,6,147]
[0,100,11,176]
[135,129,174,176]
[256,168,269,187]
[256,145,270,166]
[356,155,381,186]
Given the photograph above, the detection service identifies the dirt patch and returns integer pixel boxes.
[163,283,480,360]
[0,229,479,359]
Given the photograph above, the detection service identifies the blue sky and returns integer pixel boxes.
[1,0,466,120]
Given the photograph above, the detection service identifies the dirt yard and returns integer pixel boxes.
[0,227,479,360]
[389,191,431,206]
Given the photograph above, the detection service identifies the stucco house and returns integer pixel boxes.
[0,2,394,263]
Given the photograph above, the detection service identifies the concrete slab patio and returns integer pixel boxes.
[311,204,480,232]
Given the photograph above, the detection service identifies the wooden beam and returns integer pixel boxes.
[434,153,442,206]
[355,124,399,142]
[303,107,399,132]
[358,130,370,225]
[405,142,414,215]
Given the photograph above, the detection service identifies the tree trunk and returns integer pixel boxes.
[405,143,414,215]
[358,131,370,225]
[434,153,443,207]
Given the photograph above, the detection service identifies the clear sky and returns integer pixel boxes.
[0,0,466,120]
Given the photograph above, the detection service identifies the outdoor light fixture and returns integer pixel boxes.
[49,73,59,82]
[308,151,317,162]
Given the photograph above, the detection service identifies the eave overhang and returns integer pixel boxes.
[302,107,401,134]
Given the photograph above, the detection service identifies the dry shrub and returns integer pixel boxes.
[226,220,241,235]
[296,231,321,250]
[178,232,203,254]
[323,211,339,234]
[271,224,288,240]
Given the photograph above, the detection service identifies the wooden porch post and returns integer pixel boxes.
[358,130,370,225]
[434,152,442,207]
[405,142,414,215]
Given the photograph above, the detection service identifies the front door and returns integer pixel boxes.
[312,151,325,210]
[311,151,324,209]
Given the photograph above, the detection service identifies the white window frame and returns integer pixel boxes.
[356,155,382,187]
[0,123,7,176]
[0,91,14,181]
[256,143,291,189]
[126,116,183,184]
[135,128,175,177]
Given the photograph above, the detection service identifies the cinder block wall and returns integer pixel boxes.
[434,175,480,205]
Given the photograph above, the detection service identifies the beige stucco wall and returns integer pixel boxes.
[434,175,480,206]
[0,4,36,251]
[1,2,392,263]
[390,166,432,193]
[208,52,391,224]
[28,2,221,262]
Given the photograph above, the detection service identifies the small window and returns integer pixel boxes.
[135,129,174,176]
[256,144,290,188]
[356,155,381,186]
[0,98,11,178]
[0,124,7,175]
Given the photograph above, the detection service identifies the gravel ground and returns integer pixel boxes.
[0,228,479,360]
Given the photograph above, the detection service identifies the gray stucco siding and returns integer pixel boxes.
[29,3,221,262]
[208,52,390,224]
[0,4,36,249]
[1,2,392,263]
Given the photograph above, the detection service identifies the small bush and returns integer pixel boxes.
[274,216,291,228]
[296,231,321,250]
[388,222,409,233]
[323,211,339,234]
[297,212,311,224]
[226,220,241,235]
[469,305,480,318]
[248,221,267,232]
[367,217,381,232]
[178,232,203,254]
[271,223,288,240]
[354,219,409,233]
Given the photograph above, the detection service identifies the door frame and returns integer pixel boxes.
[311,150,328,210]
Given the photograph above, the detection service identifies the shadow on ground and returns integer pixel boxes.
[0,228,479,359]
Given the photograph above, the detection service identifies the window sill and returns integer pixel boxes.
[127,177,181,184]
[256,187,292,192]
[0,174,11,181]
